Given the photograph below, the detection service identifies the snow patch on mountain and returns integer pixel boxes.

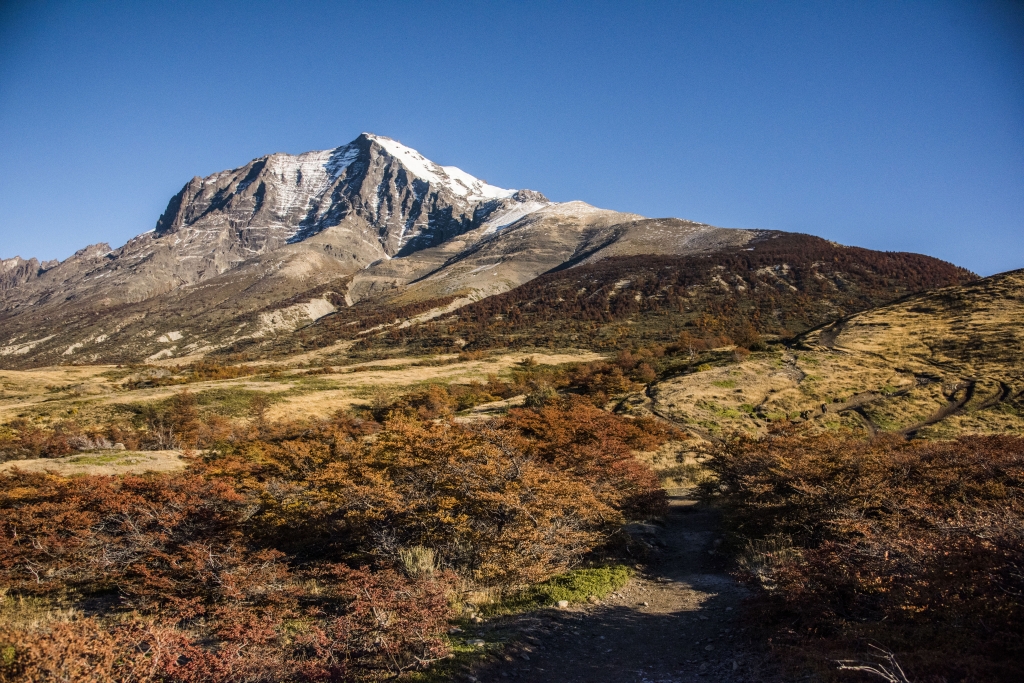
[480,200,552,234]
[325,144,361,178]
[264,150,337,227]
[365,134,514,201]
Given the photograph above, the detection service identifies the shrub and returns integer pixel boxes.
[500,396,673,517]
[228,416,617,585]
[0,469,455,681]
[707,431,1024,682]
[0,393,674,681]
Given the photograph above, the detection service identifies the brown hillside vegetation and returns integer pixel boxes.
[0,232,971,369]
[0,395,672,682]
[706,430,1024,682]
[338,232,974,356]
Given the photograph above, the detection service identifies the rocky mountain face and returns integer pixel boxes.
[0,133,976,368]
[2,134,544,310]
[153,133,547,261]
[0,257,58,292]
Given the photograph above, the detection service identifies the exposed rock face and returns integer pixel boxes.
[0,256,60,292]
[1,257,44,292]
[153,134,527,262]
[2,134,541,312]
[343,205,761,304]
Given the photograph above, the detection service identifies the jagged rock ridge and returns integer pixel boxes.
[0,257,57,292]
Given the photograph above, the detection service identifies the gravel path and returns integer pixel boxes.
[461,489,780,682]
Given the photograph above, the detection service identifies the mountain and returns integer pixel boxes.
[0,134,975,368]
[1,134,544,309]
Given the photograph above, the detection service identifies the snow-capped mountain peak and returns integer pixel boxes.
[1,134,549,314]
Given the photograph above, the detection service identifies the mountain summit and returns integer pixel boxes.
[154,133,534,260]
[3,134,546,311]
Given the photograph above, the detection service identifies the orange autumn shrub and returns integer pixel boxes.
[211,414,634,585]
[500,396,672,517]
[0,418,148,462]
[707,431,1024,682]
[0,617,152,683]
[0,470,453,681]
[0,568,452,682]
[0,396,671,681]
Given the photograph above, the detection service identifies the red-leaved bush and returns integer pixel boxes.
[0,398,669,681]
[0,469,454,682]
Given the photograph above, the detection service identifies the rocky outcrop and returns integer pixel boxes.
[1,257,41,292]
[0,256,58,292]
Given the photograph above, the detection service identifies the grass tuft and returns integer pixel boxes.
[481,565,632,615]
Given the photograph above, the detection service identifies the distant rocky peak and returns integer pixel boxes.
[151,133,525,248]
[0,255,58,292]
[0,256,29,272]
[70,243,112,260]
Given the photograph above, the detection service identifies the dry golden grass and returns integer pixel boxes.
[264,351,603,420]
[0,351,606,425]
[0,450,186,476]
[651,270,1024,438]
[0,365,120,421]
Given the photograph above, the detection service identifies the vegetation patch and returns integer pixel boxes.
[191,387,286,417]
[706,429,1024,682]
[66,452,140,466]
[481,566,632,616]
[0,385,673,682]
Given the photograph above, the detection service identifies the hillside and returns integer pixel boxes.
[647,267,1024,439]
[284,232,973,360]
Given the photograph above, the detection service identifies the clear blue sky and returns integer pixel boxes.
[1,1,1021,275]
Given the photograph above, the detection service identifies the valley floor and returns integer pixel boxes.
[0,351,603,424]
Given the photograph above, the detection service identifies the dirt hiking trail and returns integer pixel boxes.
[463,488,780,682]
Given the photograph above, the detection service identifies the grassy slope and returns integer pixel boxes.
[647,269,1024,439]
